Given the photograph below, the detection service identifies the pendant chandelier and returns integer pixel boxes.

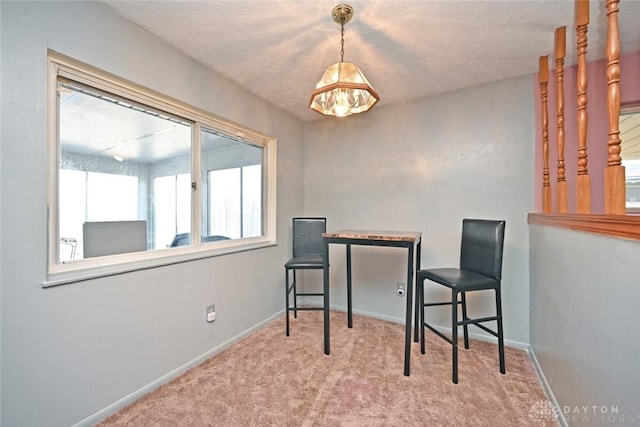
[309,4,380,117]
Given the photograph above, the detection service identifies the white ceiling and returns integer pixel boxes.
[103,0,640,122]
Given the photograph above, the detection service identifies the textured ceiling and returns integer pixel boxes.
[103,0,640,122]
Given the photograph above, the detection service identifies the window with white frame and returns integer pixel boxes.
[152,173,191,250]
[208,165,262,239]
[59,170,139,261]
[620,105,640,212]
[47,51,276,285]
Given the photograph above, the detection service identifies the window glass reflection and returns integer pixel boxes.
[58,81,191,260]
[201,128,263,242]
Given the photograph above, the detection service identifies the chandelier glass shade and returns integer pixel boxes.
[308,4,379,117]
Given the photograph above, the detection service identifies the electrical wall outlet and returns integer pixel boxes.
[206,304,216,322]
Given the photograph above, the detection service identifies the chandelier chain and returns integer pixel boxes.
[340,22,345,63]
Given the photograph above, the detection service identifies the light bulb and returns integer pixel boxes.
[333,103,350,117]
[333,88,356,117]
[336,88,357,108]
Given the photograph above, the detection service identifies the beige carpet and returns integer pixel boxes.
[98,310,557,426]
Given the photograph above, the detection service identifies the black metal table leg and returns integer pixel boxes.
[414,240,421,342]
[346,244,353,328]
[323,237,330,355]
[404,244,414,376]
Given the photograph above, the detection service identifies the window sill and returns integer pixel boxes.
[43,239,277,288]
[527,213,640,242]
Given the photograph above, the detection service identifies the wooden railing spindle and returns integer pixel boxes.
[539,56,551,213]
[604,0,626,214]
[575,0,591,213]
[536,0,632,222]
[555,27,568,213]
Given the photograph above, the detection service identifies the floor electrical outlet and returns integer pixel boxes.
[206,304,216,322]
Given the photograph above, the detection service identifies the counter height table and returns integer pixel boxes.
[322,230,422,376]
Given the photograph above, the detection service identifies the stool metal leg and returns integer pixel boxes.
[452,289,459,384]
[461,291,470,349]
[292,270,298,318]
[285,268,290,336]
[496,287,505,374]
[419,275,426,355]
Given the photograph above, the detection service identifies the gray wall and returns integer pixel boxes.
[529,225,640,423]
[304,75,535,345]
[0,2,304,426]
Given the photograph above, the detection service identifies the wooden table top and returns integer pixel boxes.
[323,229,422,242]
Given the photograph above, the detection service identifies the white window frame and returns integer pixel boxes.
[45,50,277,287]
[621,104,640,214]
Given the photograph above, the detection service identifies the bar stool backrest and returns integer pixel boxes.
[292,217,326,258]
[459,219,506,280]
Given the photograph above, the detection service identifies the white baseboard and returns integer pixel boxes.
[528,346,567,427]
[73,310,284,427]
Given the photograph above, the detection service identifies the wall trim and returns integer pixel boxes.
[528,346,568,427]
[528,213,640,241]
[73,310,284,427]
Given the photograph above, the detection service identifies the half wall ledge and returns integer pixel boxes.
[528,213,640,242]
